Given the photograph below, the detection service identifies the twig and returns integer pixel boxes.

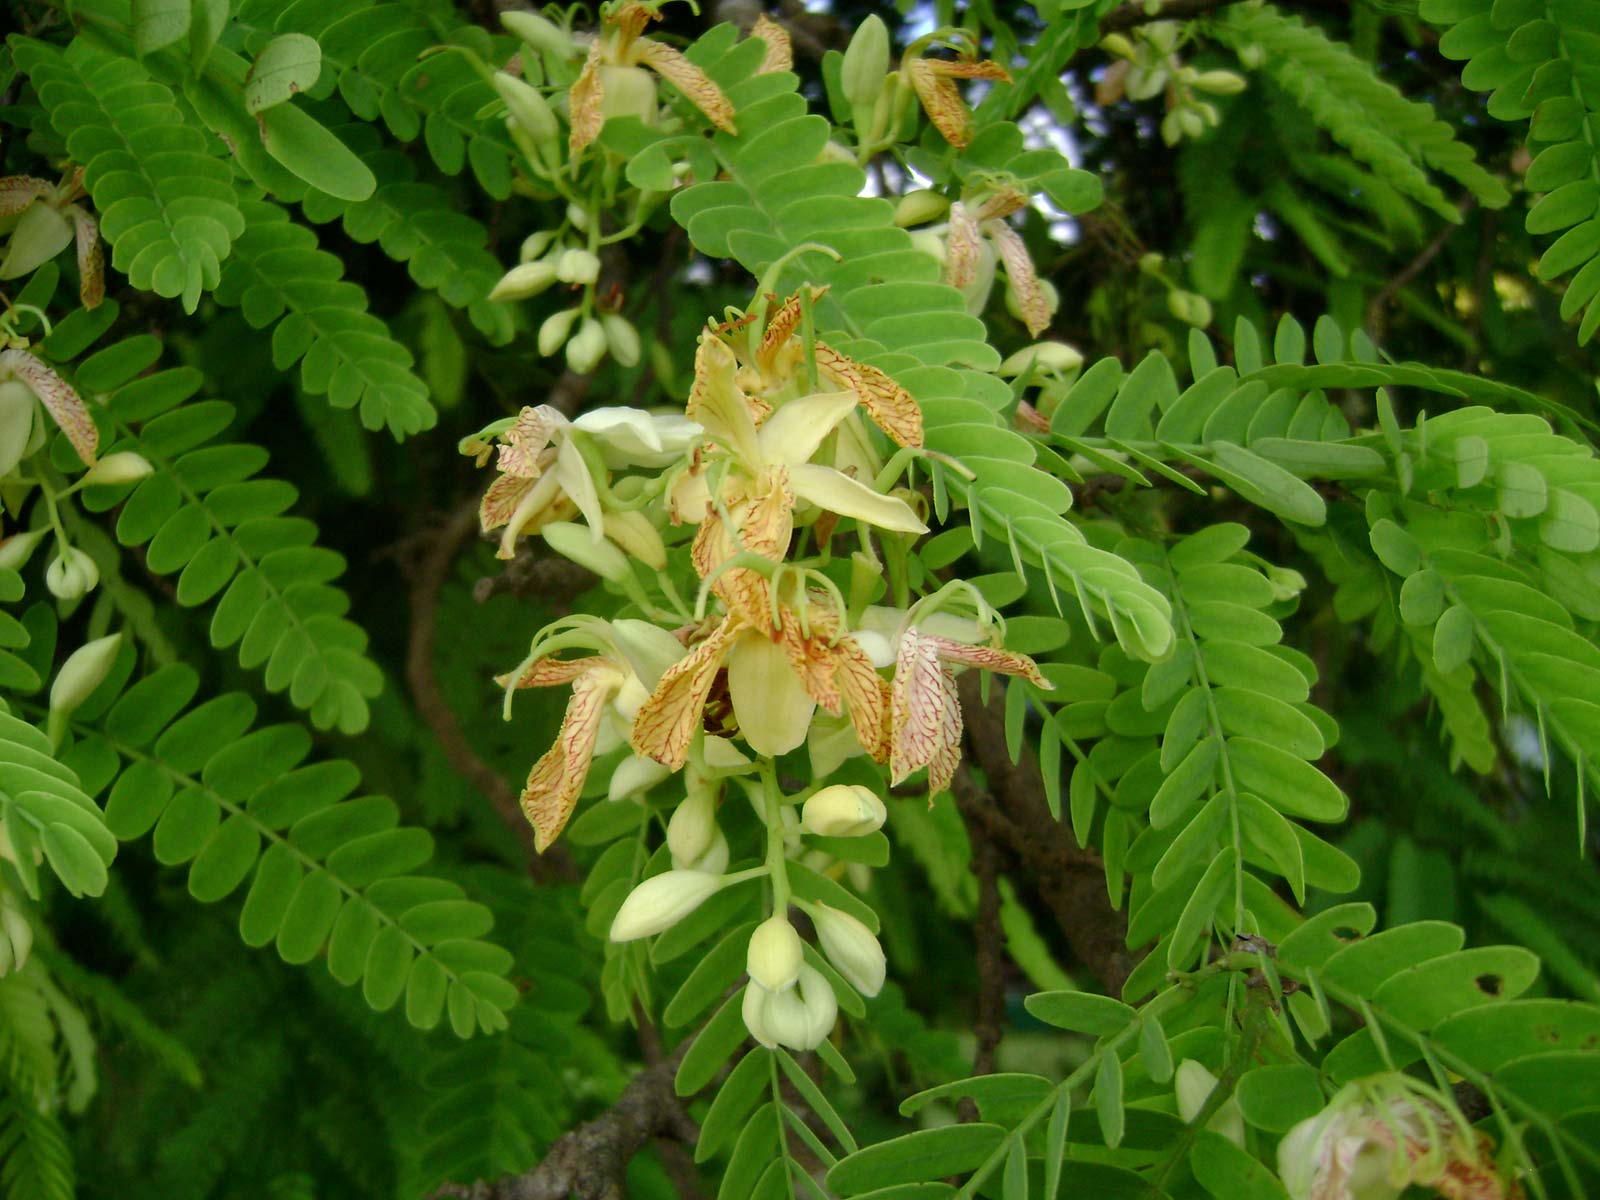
[429,1040,700,1200]
[956,836,1006,1124]
[1366,199,1475,343]
[404,500,577,882]
[1100,0,1250,35]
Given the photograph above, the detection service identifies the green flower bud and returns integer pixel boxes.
[602,315,641,368]
[893,189,950,228]
[999,341,1084,377]
[501,11,574,60]
[841,15,890,108]
[0,529,46,571]
[489,260,559,301]
[80,451,153,488]
[538,307,581,356]
[494,72,559,146]
[1192,69,1247,95]
[519,229,559,263]
[565,317,607,374]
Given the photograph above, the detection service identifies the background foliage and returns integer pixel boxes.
[0,0,1598,1197]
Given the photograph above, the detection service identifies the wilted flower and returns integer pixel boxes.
[568,2,736,155]
[942,189,1054,337]
[903,41,1012,149]
[0,172,103,308]
[500,619,684,851]
[0,348,98,467]
[1278,1078,1513,1200]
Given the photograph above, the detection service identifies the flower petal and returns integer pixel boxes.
[942,202,983,291]
[927,634,1050,686]
[890,627,963,793]
[988,220,1052,337]
[497,405,566,478]
[632,614,743,769]
[0,177,53,217]
[752,14,793,73]
[633,39,737,133]
[498,654,613,690]
[519,664,624,851]
[729,629,817,757]
[688,332,762,465]
[908,60,973,148]
[554,435,606,543]
[568,41,607,154]
[835,634,891,762]
[0,349,96,465]
[70,206,104,310]
[814,342,923,447]
[573,407,702,467]
[757,390,858,467]
[789,462,927,534]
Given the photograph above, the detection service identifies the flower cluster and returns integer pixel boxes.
[471,290,1050,1050]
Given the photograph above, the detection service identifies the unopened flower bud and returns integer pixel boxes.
[1193,69,1246,95]
[893,189,949,228]
[667,784,717,866]
[565,318,607,373]
[48,632,121,746]
[747,915,803,992]
[1178,107,1206,139]
[609,753,671,801]
[1167,289,1212,327]
[0,380,37,478]
[45,545,98,600]
[812,903,885,997]
[0,529,46,571]
[1100,33,1136,58]
[520,229,560,263]
[1175,1059,1246,1147]
[602,314,640,368]
[490,261,559,301]
[841,15,890,107]
[999,341,1083,378]
[501,11,574,60]
[495,73,560,146]
[555,248,600,285]
[1237,43,1265,68]
[742,963,838,1050]
[80,451,153,488]
[541,521,630,582]
[609,869,723,941]
[602,509,666,570]
[1265,565,1308,602]
[538,307,581,356]
[801,784,886,838]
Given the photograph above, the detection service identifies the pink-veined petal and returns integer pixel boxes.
[943,201,983,290]
[631,614,743,769]
[834,635,890,762]
[926,634,1050,686]
[519,664,625,851]
[633,39,737,133]
[498,654,613,690]
[988,220,1052,337]
[0,349,96,465]
[0,177,52,217]
[814,341,924,448]
[889,627,963,794]
[497,405,565,477]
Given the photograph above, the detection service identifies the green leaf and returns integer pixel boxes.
[1203,442,1327,526]
[1094,1050,1124,1148]
[132,0,191,56]
[1023,992,1137,1036]
[259,104,377,202]
[1168,848,1237,968]
[696,1049,770,1163]
[675,989,748,1097]
[1192,1130,1290,1200]
[245,34,322,115]
[1139,1015,1174,1083]
[827,1124,1007,1192]
[1235,1065,1325,1132]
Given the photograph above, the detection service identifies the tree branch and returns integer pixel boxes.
[431,1041,700,1200]
[956,674,1138,995]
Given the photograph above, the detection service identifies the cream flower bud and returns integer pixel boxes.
[520,229,559,263]
[601,510,665,570]
[812,903,885,997]
[692,828,730,875]
[494,72,559,144]
[79,451,153,488]
[501,11,574,59]
[743,980,779,1048]
[747,915,803,992]
[45,546,98,600]
[1193,69,1247,95]
[999,341,1083,378]
[555,248,600,285]
[609,753,671,801]
[541,521,630,582]
[743,964,838,1050]
[490,261,558,301]
[1175,1059,1246,1148]
[48,631,122,747]
[841,15,890,107]
[566,318,607,374]
[0,529,46,571]
[801,784,886,838]
[667,784,717,866]
[602,314,641,368]
[893,189,950,228]
[609,870,723,941]
[538,308,581,356]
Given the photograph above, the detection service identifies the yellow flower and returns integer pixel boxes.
[630,594,889,769]
[568,2,737,156]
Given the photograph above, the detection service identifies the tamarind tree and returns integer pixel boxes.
[0,0,1598,1197]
